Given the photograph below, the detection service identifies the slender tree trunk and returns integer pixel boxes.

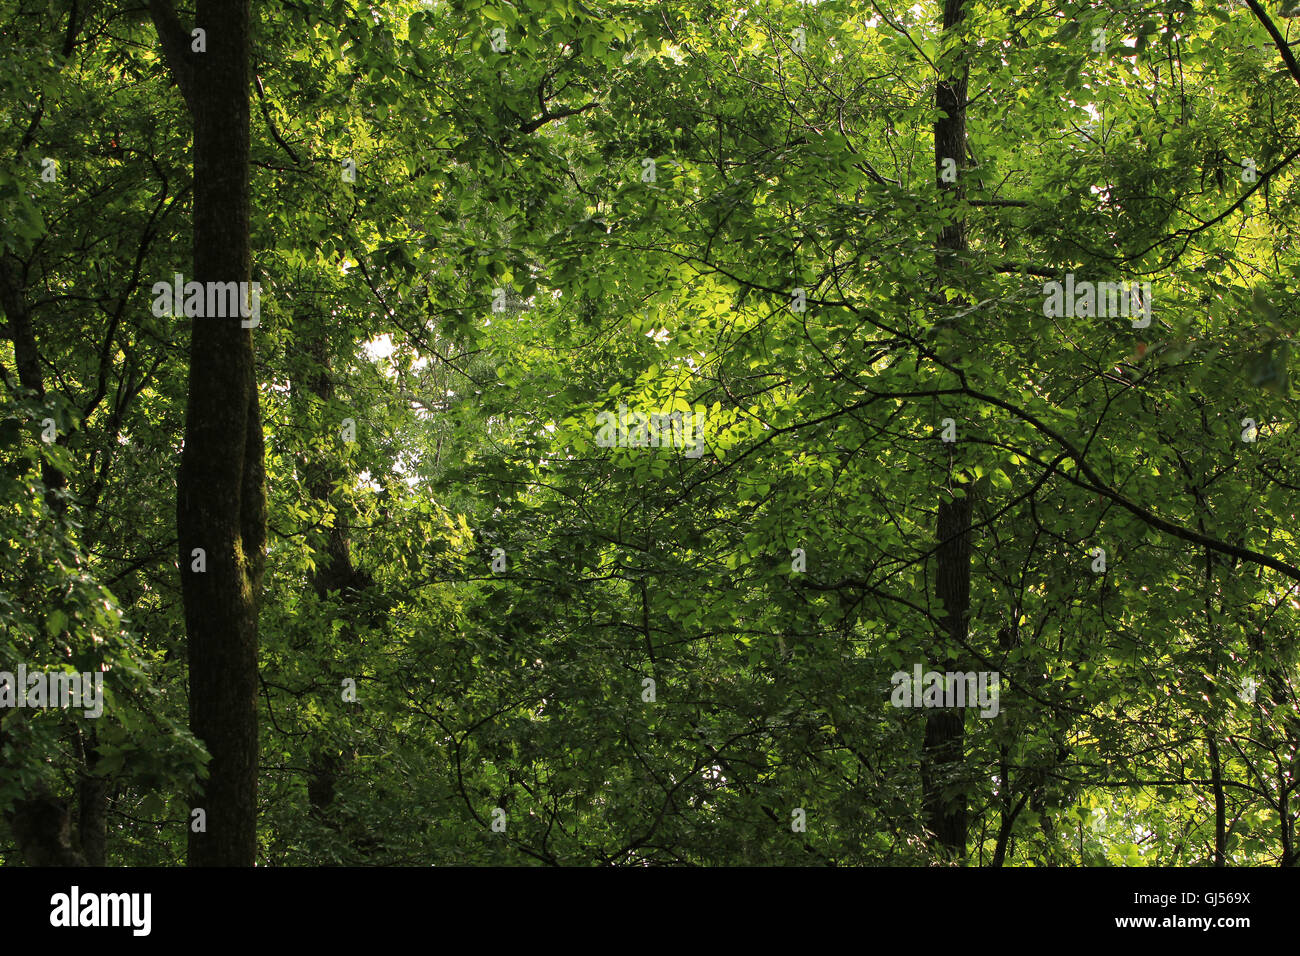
[76,728,108,866]
[0,262,89,865]
[0,256,68,501]
[922,0,972,860]
[152,0,265,867]
[990,626,1022,866]
[924,493,972,855]
[295,328,361,821]
[1208,734,1226,866]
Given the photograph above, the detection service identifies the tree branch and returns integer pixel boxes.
[1248,0,1300,89]
[519,99,598,135]
[149,0,196,113]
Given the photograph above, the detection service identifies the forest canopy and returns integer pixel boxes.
[1,0,1298,867]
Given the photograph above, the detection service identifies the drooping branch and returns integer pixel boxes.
[958,382,1300,584]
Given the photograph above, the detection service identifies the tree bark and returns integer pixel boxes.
[152,0,265,867]
[923,493,972,856]
[922,0,972,860]
[76,728,108,866]
[7,792,86,866]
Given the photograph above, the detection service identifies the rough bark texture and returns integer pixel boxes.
[153,0,265,866]
[922,0,972,859]
[7,791,86,866]
[76,728,108,867]
[924,493,972,855]
[933,0,968,265]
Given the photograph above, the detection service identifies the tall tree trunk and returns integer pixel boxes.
[152,0,265,867]
[922,0,972,860]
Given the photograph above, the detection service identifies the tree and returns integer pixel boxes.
[150,0,265,866]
